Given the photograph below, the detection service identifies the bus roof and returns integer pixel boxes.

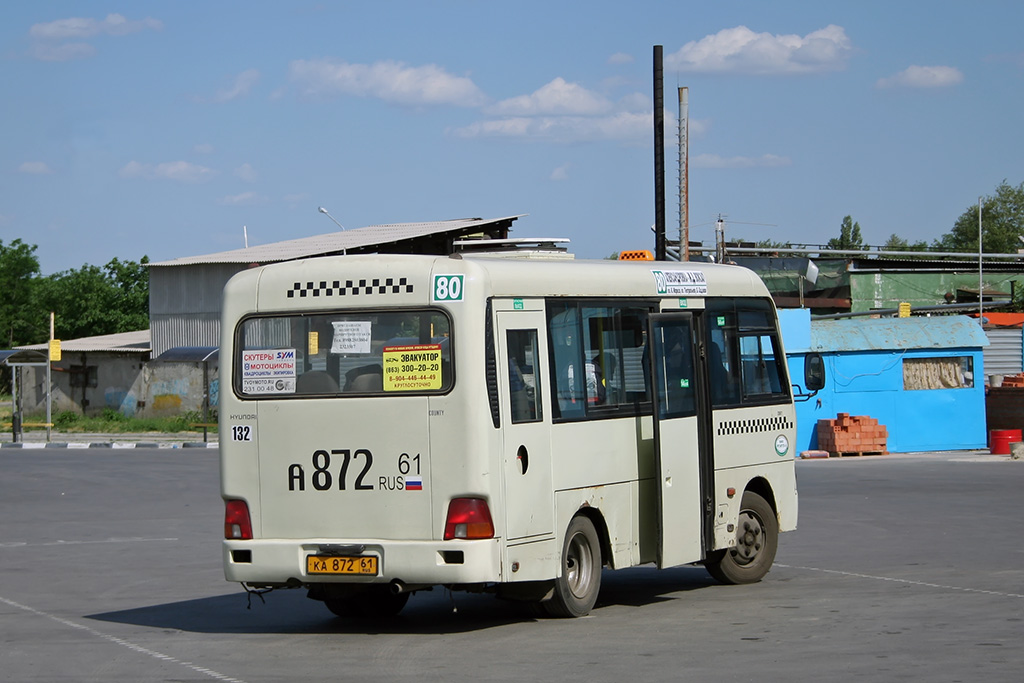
[224,252,773,313]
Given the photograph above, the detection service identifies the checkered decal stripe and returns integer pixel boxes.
[287,277,414,298]
[717,416,793,436]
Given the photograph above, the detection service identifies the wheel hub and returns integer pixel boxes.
[733,511,763,566]
[566,532,594,598]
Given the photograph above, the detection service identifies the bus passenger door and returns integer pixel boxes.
[496,308,554,541]
[648,313,710,568]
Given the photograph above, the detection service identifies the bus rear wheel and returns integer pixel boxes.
[544,515,602,617]
[323,586,409,618]
[705,491,778,585]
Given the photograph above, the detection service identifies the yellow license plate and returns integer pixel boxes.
[306,555,379,575]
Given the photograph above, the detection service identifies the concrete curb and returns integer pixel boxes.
[0,441,218,450]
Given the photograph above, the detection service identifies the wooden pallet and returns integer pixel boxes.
[828,450,888,458]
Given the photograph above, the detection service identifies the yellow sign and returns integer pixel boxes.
[49,339,61,362]
[308,331,319,356]
[898,302,911,318]
[382,344,442,392]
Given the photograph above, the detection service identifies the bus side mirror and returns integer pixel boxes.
[804,353,825,392]
[792,352,825,402]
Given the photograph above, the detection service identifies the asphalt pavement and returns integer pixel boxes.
[2,447,1022,682]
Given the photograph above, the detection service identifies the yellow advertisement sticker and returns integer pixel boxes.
[382,344,443,392]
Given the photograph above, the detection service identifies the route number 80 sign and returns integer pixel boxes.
[432,274,465,302]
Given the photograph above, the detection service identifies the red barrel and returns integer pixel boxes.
[989,429,1022,455]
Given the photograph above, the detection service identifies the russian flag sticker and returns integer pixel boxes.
[405,477,423,491]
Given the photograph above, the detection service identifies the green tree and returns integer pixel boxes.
[826,216,863,250]
[0,239,42,347]
[933,180,1024,254]
[756,239,792,250]
[883,234,929,252]
[34,256,150,340]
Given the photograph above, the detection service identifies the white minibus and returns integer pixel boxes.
[220,244,819,618]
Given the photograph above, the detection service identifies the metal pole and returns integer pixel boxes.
[653,46,666,261]
[202,360,210,443]
[47,312,53,442]
[678,87,689,261]
[11,366,20,443]
[979,196,983,324]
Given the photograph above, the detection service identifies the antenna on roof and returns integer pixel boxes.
[243,225,248,248]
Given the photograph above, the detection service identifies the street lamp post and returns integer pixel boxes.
[318,206,347,255]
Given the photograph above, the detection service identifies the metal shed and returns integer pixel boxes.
[780,312,989,453]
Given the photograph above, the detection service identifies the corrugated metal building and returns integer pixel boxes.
[735,256,1024,315]
[148,216,520,357]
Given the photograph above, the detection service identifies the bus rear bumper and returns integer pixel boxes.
[223,538,502,586]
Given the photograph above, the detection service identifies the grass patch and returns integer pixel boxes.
[14,407,217,434]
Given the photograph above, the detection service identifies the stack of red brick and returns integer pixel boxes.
[1000,373,1024,388]
[817,414,888,455]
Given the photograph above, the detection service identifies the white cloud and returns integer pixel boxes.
[283,192,310,203]
[686,118,712,138]
[19,161,54,174]
[486,78,612,116]
[119,160,216,182]
[220,191,263,206]
[234,163,258,182]
[985,51,1024,69]
[30,13,162,39]
[550,163,571,181]
[29,42,96,62]
[876,65,964,89]
[288,59,487,107]
[214,69,261,103]
[608,52,634,65]
[452,111,655,144]
[28,13,162,62]
[692,153,792,169]
[194,143,214,154]
[667,25,852,74]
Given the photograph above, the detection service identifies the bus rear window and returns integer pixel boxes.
[235,309,452,398]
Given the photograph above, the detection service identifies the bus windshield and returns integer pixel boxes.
[235,309,452,397]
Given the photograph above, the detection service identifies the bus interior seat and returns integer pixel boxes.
[345,365,383,392]
[295,370,339,394]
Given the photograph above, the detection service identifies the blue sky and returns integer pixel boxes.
[2,1,1023,274]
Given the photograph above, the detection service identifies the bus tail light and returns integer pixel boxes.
[444,498,494,540]
[224,500,253,540]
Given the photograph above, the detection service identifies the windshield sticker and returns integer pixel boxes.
[331,321,372,354]
[382,344,443,391]
[242,349,296,394]
[652,270,708,296]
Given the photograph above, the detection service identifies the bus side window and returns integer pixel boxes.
[706,299,789,406]
[507,329,542,423]
[739,334,783,396]
[548,305,586,419]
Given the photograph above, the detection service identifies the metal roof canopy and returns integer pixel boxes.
[149,215,523,267]
[0,349,49,365]
[15,329,151,355]
[811,315,990,353]
[153,346,219,362]
[2,349,51,444]
[151,346,218,440]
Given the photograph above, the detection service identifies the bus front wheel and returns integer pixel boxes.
[544,515,602,617]
[705,491,778,585]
